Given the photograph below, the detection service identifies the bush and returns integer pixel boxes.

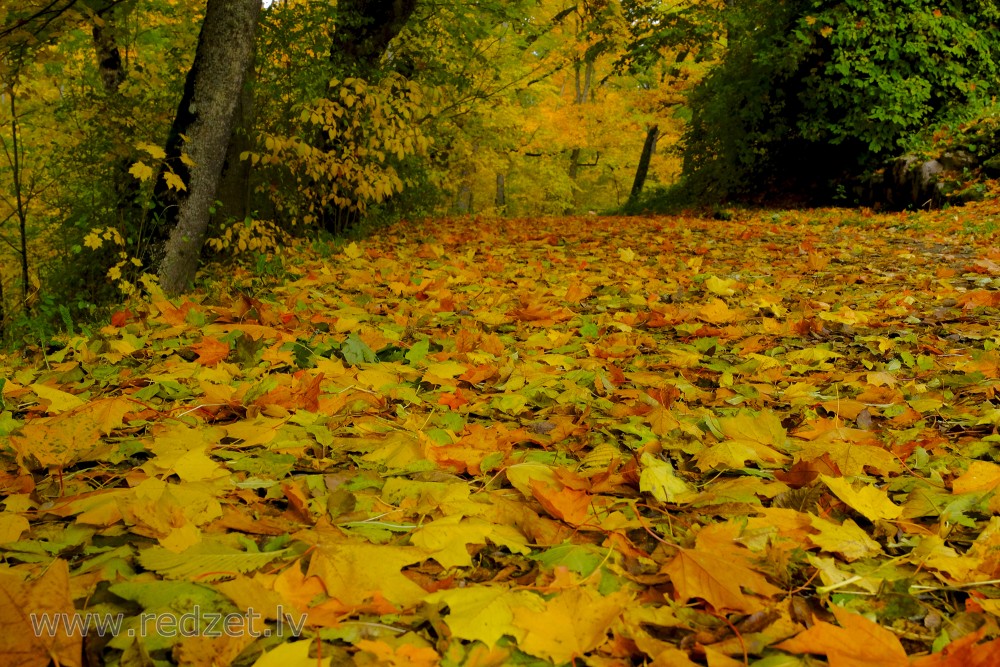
[681,0,1000,202]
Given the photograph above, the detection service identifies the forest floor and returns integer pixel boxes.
[3,206,1000,666]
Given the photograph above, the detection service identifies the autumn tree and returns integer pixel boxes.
[438,0,706,214]
[153,0,260,294]
[0,1,133,329]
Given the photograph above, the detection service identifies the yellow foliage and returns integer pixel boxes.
[137,142,167,160]
[129,161,154,181]
[206,218,288,255]
[83,232,103,250]
[245,73,430,226]
[162,171,186,191]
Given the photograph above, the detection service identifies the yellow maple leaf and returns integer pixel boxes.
[307,543,426,607]
[796,436,902,476]
[128,160,154,181]
[83,231,103,249]
[952,460,1000,494]
[425,586,530,647]
[808,515,883,561]
[705,274,738,296]
[699,410,791,470]
[410,515,492,568]
[908,535,978,581]
[719,409,787,446]
[664,547,779,612]
[343,241,363,259]
[0,560,80,666]
[30,383,86,413]
[639,452,692,502]
[251,640,331,667]
[143,426,224,483]
[821,474,902,521]
[696,439,788,471]
[163,171,187,191]
[136,141,166,159]
[698,297,736,323]
[0,511,29,543]
[511,588,629,663]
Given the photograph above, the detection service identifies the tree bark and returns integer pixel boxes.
[91,15,125,93]
[156,0,260,295]
[453,181,473,214]
[329,0,418,78]
[495,173,506,211]
[212,51,257,225]
[7,88,30,308]
[565,58,595,211]
[630,124,660,201]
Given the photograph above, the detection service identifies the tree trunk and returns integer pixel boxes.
[7,88,30,308]
[0,260,5,338]
[629,124,659,201]
[495,173,506,211]
[329,0,418,79]
[565,58,594,211]
[313,0,417,231]
[567,58,594,181]
[212,51,257,225]
[156,0,260,295]
[91,17,126,93]
[453,182,473,214]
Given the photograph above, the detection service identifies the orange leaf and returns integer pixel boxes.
[192,336,230,366]
[439,387,469,409]
[355,640,439,667]
[663,547,778,613]
[529,478,592,526]
[775,606,908,667]
[911,628,1000,667]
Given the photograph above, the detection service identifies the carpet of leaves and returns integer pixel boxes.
[3,207,1000,666]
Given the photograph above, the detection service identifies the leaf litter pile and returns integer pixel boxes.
[4,207,1000,666]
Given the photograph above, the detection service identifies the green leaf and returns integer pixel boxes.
[342,333,377,365]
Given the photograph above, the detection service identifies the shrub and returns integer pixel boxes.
[681,0,1000,202]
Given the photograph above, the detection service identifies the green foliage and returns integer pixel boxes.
[6,289,99,350]
[617,0,723,75]
[925,104,1000,160]
[681,0,1000,201]
[796,2,998,152]
[617,182,699,216]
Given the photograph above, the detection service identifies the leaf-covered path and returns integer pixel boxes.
[3,208,1000,665]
